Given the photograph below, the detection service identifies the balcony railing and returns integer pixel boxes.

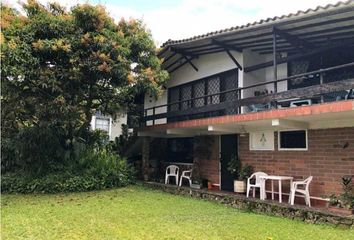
[143,62,354,126]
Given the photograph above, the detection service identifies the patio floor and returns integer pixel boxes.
[143,181,354,228]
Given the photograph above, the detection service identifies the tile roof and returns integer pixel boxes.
[161,0,354,48]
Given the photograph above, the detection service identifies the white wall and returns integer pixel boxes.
[90,112,127,140]
[264,53,288,93]
[168,51,242,88]
[144,91,168,126]
[144,51,243,125]
[110,114,127,140]
[242,50,267,99]
[243,51,288,98]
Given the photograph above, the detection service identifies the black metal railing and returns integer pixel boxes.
[143,62,354,126]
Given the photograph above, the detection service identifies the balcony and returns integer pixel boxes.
[143,62,354,127]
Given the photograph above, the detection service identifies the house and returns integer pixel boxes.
[138,1,354,206]
[90,112,128,141]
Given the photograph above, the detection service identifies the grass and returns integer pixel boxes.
[1,185,353,240]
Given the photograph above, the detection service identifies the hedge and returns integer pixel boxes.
[1,171,135,194]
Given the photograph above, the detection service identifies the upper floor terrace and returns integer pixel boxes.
[141,1,354,132]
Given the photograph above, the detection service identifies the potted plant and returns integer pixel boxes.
[190,177,202,189]
[207,180,213,190]
[236,164,253,193]
[227,154,253,193]
[328,176,354,215]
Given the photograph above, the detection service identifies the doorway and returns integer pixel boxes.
[220,134,238,191]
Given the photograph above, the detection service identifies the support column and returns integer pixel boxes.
[320,73,324,103]
[142,137,151,181]
[272,29,278,93]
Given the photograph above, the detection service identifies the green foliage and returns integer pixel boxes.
[239,164,254,181]
[1,137,17,172]
[227,154,241,176]
[1,0,168,174]
[2,173,98,194]
[75,148,136,186]
[1,126,68,174]
[3,186,354,239]
[329,176,354,209]
[1,149,135,194]
[13,126,65,174]
[109,124,136,156]
[227,155,253,180]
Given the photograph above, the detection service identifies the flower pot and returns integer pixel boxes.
[207,181,213,190]
[234,180,246,193]
[190,183,201,189]
[328,206,354,216]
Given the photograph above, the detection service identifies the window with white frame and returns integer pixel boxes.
[95,117,110,132]
[278,130,308,150]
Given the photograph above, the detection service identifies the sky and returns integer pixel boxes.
[4,0,341,46]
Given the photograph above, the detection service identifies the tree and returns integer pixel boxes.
[1,0,168,172]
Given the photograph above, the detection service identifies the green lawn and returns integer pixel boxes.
[1,185,353,240]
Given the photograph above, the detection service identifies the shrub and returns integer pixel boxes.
[1,137,18,172]
[109,124,136,156]
[329,176,354,209]
[74,148,136,188]
[1,150,136,194]
[1,126,67,175]
[1,124,136,194]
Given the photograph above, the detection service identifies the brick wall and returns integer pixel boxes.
[146,126,354,201]
[239,127,354,198]
[194,135,220,185]
[147,136,221,184]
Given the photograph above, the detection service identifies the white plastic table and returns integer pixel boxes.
[259,175,293,203]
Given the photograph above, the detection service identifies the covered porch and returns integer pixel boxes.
[140,100,354,209]
[146,0,354,128]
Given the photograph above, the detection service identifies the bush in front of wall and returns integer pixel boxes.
[329,176,354,210]
[1,168,135,194]
[1,149,136,194]
[75,148,136,188]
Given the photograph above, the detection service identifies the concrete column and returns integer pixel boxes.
[142,137,151,181]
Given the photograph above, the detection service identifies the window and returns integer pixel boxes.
[167,69,238,122]
[95,117,110,132]
[278,130,308,150]
[166,138,194,163]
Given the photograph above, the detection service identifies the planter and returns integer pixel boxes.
[190,183,201,189]
[234,180,246,193]
[328,206,354,216]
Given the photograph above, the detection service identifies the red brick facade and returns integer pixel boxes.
[239,127,354,199]
[192,127,354,202]
[194,136,220,185]
[142,101,354,204]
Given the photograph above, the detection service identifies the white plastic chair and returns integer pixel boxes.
[165,165,179,185]
[247,172,268,198]
[179,170,192,187]
[290,176,313,207]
